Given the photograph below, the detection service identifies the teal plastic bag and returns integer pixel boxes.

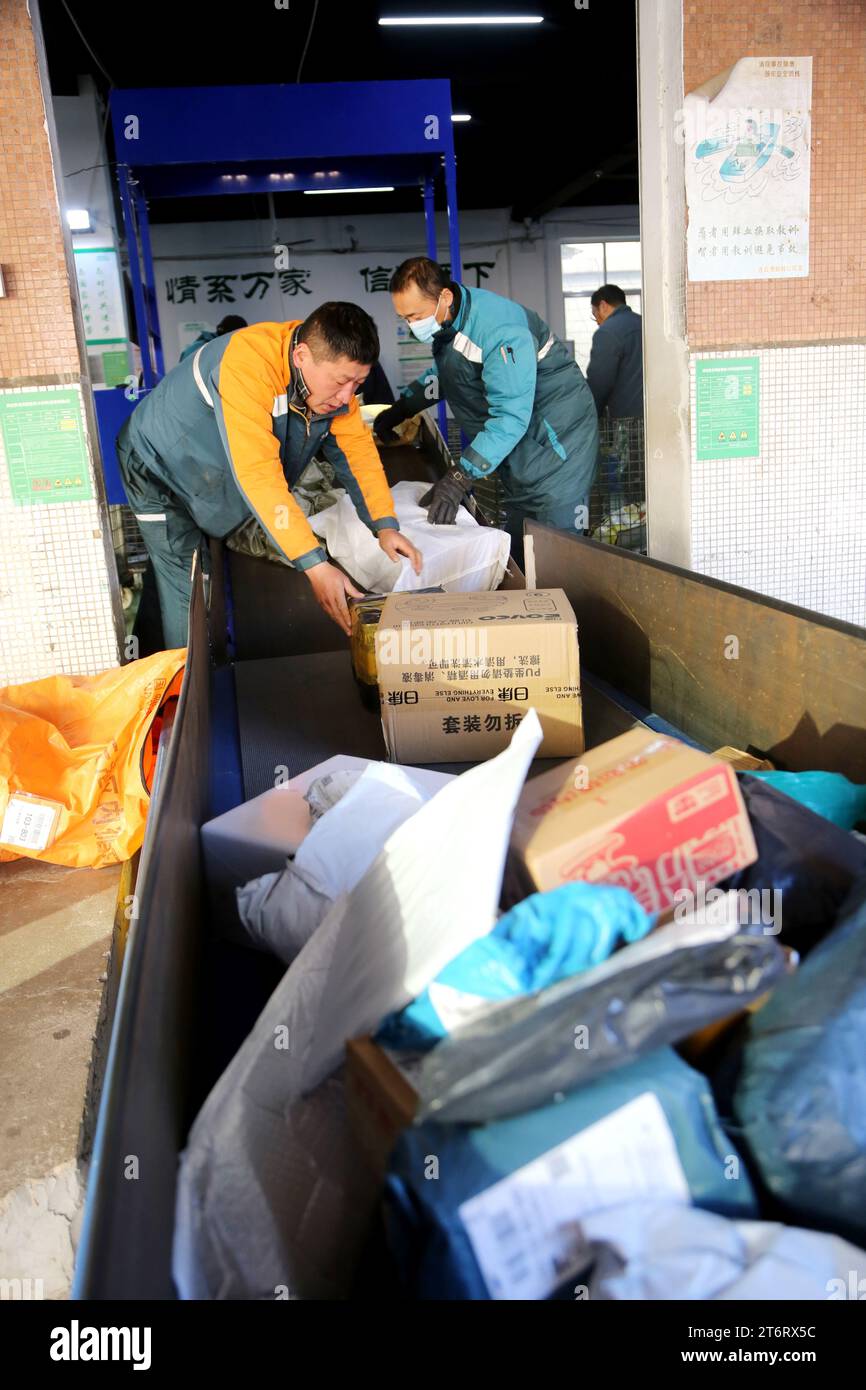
[747,770,866,831]
[377,881,653,1051]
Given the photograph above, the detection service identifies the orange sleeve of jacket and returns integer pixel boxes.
[324,398,397,529]
[210,330,325,566]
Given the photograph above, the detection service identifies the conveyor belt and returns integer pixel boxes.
[235,651,387,794]
[234,650,648,802]
[229,427,656,796]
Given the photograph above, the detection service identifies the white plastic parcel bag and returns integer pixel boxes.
[309,480,510,594]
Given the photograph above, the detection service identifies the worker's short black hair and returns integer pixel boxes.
[390,256,450,299]
[216,315,247,334]
[297,302,380,364]
[591,284,627,308]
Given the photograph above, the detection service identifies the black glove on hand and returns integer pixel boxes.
[373,403,409,445]
[419,467,471,525]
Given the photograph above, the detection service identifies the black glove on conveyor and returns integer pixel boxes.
[419,466,471,525]
[373,402,411,445]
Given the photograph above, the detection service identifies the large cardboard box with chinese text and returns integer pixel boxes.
[509,728,758,917]
[374,589,583,764]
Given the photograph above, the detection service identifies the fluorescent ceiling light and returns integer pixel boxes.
[379,15,543,25]
[66,208,91,231]
[304,186,395,195]
[451,113,472,122]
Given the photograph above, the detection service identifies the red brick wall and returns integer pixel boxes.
[0,0,81,381]
[683,0,866,348]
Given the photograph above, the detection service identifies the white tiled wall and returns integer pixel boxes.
[690,345,866,628]
[0,385,121,686]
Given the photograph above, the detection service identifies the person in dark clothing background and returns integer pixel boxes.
[586,285,645,528]
[586,285,643,421]
[356,358,395,406]
[179,314,248,363]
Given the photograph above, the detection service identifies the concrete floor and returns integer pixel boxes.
[0,856,123,1299]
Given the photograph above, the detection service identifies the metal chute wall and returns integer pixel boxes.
[74,557,211,1299]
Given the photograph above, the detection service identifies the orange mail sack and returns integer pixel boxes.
[0,649,185,869]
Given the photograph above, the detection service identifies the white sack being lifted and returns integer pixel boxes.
[309,479,511,594]
[172,710,544,1301]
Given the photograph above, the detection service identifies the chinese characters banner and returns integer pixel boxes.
[156,250,503,387]
[683,57,812,282]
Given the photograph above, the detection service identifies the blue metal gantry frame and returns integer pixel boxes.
[110,80,461,449]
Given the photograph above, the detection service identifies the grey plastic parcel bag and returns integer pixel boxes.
[413,896,787,1124]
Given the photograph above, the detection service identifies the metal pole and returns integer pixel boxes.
[117,164,155,389]
[422,171,448,442]
[442,146,463,452]
[423,173,437,259]
[443,149,462,281]
[133,186,165,380]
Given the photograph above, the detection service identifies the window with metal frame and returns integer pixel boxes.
[561,240,642,374]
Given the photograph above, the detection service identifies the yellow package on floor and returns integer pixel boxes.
[0,649,185,869]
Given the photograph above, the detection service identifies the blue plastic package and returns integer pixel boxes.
[383,1048,757,1300]
[377,881,654,1051]
[745,769,866,831]
[733,872,866,1245]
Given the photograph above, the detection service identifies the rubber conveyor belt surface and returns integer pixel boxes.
[234,654,647,801]
[235,651,387,795]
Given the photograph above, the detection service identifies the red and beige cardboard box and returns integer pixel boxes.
[509,728,758,918]
[374,589,583,764]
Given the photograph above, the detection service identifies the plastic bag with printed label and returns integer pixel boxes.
[382,1048,757,1301]
[0,649,185,868]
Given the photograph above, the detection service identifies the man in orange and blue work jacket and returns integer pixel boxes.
[116,302,421,645]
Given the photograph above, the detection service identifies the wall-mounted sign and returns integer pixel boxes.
[695,357,759,460]
[0,389,93,504]
[156,251,502,385]
[101,349,131,387]
[684,58,812,281]
[74,246,127,345]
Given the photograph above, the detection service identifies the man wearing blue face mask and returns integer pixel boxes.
[374,257,599,568]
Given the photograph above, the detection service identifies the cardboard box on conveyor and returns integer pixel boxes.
[374,588,583,764]
[508,728,759,919]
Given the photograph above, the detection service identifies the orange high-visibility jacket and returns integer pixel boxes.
[119,320,398,569]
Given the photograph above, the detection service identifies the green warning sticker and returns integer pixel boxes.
[695,358,760,461]
[0,389,93,504]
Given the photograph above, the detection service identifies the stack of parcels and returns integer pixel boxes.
[181,709,866,1300]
